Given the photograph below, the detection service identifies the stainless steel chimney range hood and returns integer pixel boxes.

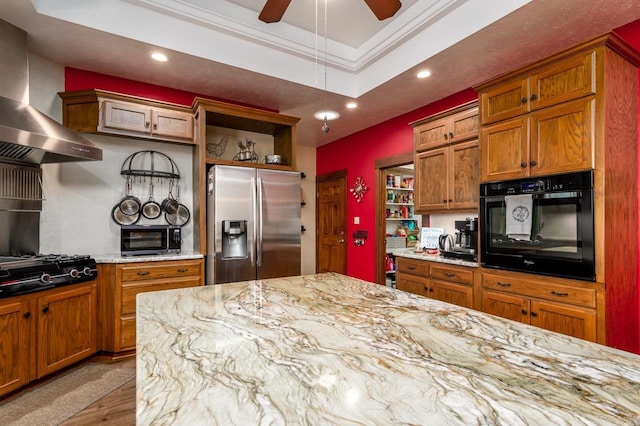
[0,19,102,164]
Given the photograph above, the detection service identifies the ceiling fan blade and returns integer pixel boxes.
[259,0,292,23]
[364,0,402,20]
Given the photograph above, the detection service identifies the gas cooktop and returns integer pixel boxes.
[0,254,98,299]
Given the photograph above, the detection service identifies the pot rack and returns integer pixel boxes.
[120,150,180,181]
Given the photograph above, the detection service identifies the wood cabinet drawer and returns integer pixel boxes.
[482,273,596,308]
[121,276,202,315]
[119,260,203,283]
[430,265,473,285]
[396,257,429,276]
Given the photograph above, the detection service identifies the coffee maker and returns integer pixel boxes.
[442,217,478,261]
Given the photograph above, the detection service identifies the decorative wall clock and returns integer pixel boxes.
[350,176,368,202]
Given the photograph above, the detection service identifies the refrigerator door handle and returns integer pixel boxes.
[250,176,257,267]
[257,177,264,267]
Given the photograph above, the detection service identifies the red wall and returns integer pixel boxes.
[316,89,477,282]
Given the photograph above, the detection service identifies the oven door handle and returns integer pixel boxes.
[533,191,581,199]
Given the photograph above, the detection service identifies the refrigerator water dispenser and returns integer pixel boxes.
[222,220,248,259]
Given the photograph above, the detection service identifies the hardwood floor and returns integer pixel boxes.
[61,359,136,426]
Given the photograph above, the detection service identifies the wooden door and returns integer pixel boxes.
[414,147,448,212]
[414,117,450,151]
[529,98,594,176]
[101,100,151,134]
[152,108,194,140]
[530,51,595,111]
[480,117,529,182]
[316,171,347,274]
[479,77,529,124]
[429,280,474,309]
[449,106,479,143]
[37,283,97,378]
[481,290,530,323]
[530,300,597,342]
[449,140,479,210]
[0,299,31,397]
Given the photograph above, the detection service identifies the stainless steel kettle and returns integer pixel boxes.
[438,234,454,251]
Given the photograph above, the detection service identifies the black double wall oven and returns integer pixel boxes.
[480,171,595,281]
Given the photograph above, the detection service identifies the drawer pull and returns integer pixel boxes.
[496,281,511,287]
[177,268,188,273]
[137,271,150,276]
[551,290,569,297]
[444,273,456,277]
[407,266,416,270]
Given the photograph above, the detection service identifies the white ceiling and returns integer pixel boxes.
[2,0,640,147]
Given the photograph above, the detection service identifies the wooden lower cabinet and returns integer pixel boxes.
[396,257,475,309]
[481,271,599,343]
[0,299,31,397]
[0,281,98,398]
[99,258,204,355]
[36,284,98,378]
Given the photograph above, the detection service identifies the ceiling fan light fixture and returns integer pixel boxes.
[314,110,340,121]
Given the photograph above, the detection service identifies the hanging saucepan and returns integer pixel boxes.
[141,180,161,219]
[161,179,179,215]
[119,176,141,216]
[112,203,140,226]
[165,184,190,227]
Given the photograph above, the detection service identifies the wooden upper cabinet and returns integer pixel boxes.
[413,104,478,151]
[480,51,596,125]
[412,102,479,214]
[480,98,594,182]
[59,90,195,144]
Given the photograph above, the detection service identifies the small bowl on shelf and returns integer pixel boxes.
[265,155,282,164]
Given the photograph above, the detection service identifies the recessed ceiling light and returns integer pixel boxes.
[417,70,431,79]
[314,110,340,120]
[151,53,168,62]
[346,102,358,109]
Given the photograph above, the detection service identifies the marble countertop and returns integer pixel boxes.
[136,273,640,425]
[93,252,203,263]
[392,248,478,268]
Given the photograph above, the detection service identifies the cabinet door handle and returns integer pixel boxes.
[23,311,31,319]
[442,199,448,203]
[153,123,158,130]
[530,311,538,317]
[145,121,150,128]
[521,309,528,315]
[429,287,434,292]
[521,162,527,168]
[496,281,511,287]
[42,305,49,314]
[530,94,537,101]
[444,273,456,277]
[521,97,528,104]
[449,132,454,140]
[444,133,448,140]
[137,271,150,276]
[551,290,569,297]
[530,160,537,167]
[177,268,188,273]
[423,286,429,292]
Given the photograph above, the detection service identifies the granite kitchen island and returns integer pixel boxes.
[136,273,640,425]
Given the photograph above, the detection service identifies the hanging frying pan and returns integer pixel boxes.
[165,184,190,226]
[119,176,141,216]
[161,179,179,215]
[112,203,140,226]
[141,180,161,219]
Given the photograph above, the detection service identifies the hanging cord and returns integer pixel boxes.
[321,0,330,134]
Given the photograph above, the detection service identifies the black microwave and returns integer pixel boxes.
[121,225,181,256]
[480,171,595,281]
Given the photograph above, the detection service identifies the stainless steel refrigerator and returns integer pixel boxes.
[206,165,301,285]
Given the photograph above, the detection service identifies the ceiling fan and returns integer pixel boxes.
[259,0,402,23]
